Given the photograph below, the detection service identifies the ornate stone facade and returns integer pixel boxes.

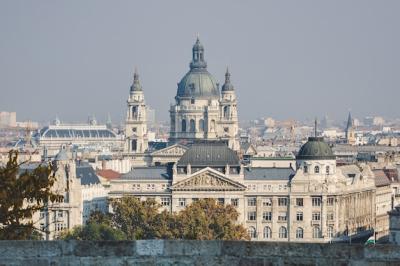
[109,139,378,242]
[169,39,239,151]
[124,69,148,154]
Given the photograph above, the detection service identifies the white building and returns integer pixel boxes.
[109,138,377,242]
[169,38,239,151]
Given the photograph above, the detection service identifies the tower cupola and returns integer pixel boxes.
[130,69,143,92]
[221,68,234,92]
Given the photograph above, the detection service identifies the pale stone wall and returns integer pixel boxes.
[0,240,400,266]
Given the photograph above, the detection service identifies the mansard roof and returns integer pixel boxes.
[244,167,295,180]
[121,166,171,180]
[76,163,101,186]
[177,142,240,167]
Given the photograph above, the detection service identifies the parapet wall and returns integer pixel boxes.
[0,240,399,266]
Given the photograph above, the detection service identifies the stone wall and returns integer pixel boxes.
[0,240,400,266]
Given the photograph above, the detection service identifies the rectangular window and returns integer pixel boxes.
[312,197,322,207]
[192,198,199,202]
[327,212,334,221]
[58,211,63,218]
[161,197,170,206]
[39,211,46,219]
[248,197,257,206]
[296,212,303,221]
[327,197,334,206]
[296,198,303,207]
[262,197,272,206]
[278,212,287,221]
[278,197,288,206]
[178,198,186,207]
[247,211,256,221]
[262,211,272,221]
[231,198,239,207]
[312,212,321,221]
[218,198,225,205]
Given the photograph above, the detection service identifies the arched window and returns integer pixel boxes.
[313,226,321,238]
[279,226,287,238]
[190,119,195,132]
[314,166,320,174]
[247,226,256,239]
[181,119,186,132]
[132,106,138,119]
[327,226,334,238]
[326,166,330,174]
[199,119,204,132]
[263,226,272,239]
[210,119,216,132]
[223,106,229,119]
[296,227,304,239]
[131,140,137,152]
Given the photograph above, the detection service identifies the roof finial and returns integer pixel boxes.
[134,67,139,80]
[196,33,200,41]
[225,66,230,81]
[314,118,317,137]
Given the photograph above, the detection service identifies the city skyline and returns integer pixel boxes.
[1,1,399,123]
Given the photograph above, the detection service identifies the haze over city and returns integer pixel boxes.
[0,0,399,124]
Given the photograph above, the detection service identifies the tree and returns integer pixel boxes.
[110,197,161,240]
[0,150,64,240]
[60,223,126,240]
[177,198,249,240]
[59,210,126,240]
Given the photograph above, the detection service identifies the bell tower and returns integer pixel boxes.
[125,69,148,153]
[219,68,239,150]
[345,112,356,145]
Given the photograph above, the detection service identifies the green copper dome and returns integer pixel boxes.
[296,137,335,160]
[176,38,220,99]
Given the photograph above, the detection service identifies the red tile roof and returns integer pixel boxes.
[96,169,121,180]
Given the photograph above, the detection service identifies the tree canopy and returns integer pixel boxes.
[0,150,64,240]
[63,197,249,241]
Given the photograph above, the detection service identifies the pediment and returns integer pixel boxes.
[171,168,246,191]
[151,144,188,156]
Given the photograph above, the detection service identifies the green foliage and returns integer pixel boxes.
[177,198,249,240]
[60,223,126,240]
[111,197,162,239]
[104,197,248,240]
[0,150,63,240]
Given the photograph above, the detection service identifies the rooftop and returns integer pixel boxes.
[177,142,240,167]
[121,167,171,180]
[244,167,295,180]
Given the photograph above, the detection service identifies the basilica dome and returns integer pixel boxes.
[176,38,220,100]
[296,137,336,160]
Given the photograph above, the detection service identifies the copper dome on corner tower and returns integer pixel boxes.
[296,137,336,160]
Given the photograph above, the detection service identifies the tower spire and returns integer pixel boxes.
[221,66,234,91]
[314,118,317,137]
[130,67,143,92]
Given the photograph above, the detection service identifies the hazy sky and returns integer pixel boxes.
[0,1,399,124]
